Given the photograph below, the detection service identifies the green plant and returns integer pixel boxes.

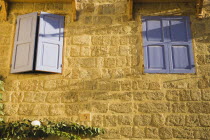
[0,120,104,140]
[0,79,4,122]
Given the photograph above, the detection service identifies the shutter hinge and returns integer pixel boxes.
[10,64,12,68]
[142,64,144,68]
[60,64,62,68]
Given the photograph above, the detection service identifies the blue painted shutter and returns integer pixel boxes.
[11,12,38,73]
[142,16,195,73]
[168,17,195,73]
[36,12,64,73]
[142,17,169,73]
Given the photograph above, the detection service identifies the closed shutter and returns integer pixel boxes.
[142,17,170,73]
[168,17,195,73]
[11,12,38,73]
[142,16,195,73]
[35,12,64,73]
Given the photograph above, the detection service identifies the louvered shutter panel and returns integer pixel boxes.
[168,17,195,73]
[142,17,169,73]
[11,12,38,73]
[35,12,64,73]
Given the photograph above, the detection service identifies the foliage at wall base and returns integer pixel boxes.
[0,120,104,140]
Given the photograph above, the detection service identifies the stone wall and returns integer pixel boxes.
[0,0,210,139]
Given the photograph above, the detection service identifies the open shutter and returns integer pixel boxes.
[11,12,38,73]
[142,17,169,73]
[36,12,64,73]
[168,17,195,73]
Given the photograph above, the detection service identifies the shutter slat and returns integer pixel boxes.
[11,12,38,73]
[35,12,64,73]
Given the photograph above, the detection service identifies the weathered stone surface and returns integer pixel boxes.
[133,127,145,138]
[145,91,164,100]
[134,115,151,126]
[102,128,120,139]
[118,115,133,125]
[138,103,170,113]
[159,127,173,139]
[173,128,194,139]
[187,102,210,113]
[72,35,91,45]
[172,103,188,113]
[166,115,185,126]
[200,115,210,126]
[49,104,65,116]
[151,114,165,126]
[1,2,210,140]
[4,103,19,116]
[110,103,132,113]
[61,92,78,103]
[92,102,108,113]
[186,115,200,127]
[92,115,103,127]
[145,127,159,138]
[166,90,179,101]
[120,127,132,138]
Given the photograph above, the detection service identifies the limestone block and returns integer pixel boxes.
[200,115,210,126]
[102,128,121,139]
[159,127,173,139]
[109,103,132,113]
[138,103,170,113]
[46,92,61,103]
[166,90,179,101]
[18,104,34,116]
[61,92,78,103]
[133,127,145,138]
[92,102,108,113]
[73,35,91,45]
[23,92,46,103]
[145,127,159,139]
[104,115,118,127]
[92,115,103,127]
[173,128,194,139]
[49,104,65,116]
[172,103,188,113]
[65,104,79,115]
[118,115,133,125]
[166,115,185,126]
[32,104,49,116]
[151,114,165,126]
[93,16,112,25]
[44,80,56,91]
[186,115,200,127]
[145,91,164,100]
[120,127,132,138]
[134,115,151,126]
[187,102,210,113]
[4,103,19,116]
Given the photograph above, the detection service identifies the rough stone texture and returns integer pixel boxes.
[0,0,210,139]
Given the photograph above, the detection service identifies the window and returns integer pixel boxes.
[11,12,64,74]
[142,16,195,73]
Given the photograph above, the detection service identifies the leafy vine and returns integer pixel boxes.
[0,120,104,140]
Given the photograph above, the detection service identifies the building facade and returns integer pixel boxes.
[0,0,210,139]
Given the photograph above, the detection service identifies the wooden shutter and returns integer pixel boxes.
[11,12,38,73]
[35,12,64,73]
[168,17,195,73]
[142,17,170,73]
[142,16,195,74]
